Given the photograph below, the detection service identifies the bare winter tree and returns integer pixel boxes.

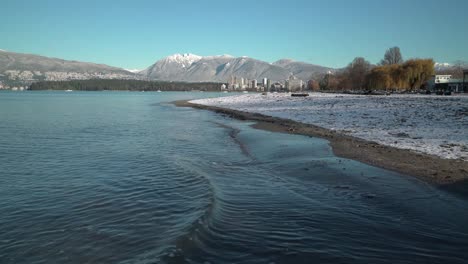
[345,57,371,90]
[452,61,468,78]
[380,47,403,65]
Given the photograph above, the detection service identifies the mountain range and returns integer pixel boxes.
[0,50,129,74]
[0,50,334,86]
[140,53,333,82]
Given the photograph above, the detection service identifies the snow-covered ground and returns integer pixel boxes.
[192,93,468,160]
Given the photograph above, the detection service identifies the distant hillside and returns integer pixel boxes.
[0,50,134,86]
[273,59,334,80]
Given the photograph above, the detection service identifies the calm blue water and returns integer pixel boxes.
[0,91,467,264]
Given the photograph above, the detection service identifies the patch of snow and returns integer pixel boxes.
[164,53,202,67]
[124,69,142,73]
[435,62,454,71]
[0,49,6,52]
[435,62,451,67]
[192,93,468,161]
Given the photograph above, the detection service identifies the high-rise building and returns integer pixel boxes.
[263,78,268,88]
[286,75,303,91]
[252,79,257,89]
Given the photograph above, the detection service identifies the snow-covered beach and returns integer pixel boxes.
[192,93,468,161]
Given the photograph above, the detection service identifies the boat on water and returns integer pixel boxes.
[65,89,73,92]
[157,90,162,92]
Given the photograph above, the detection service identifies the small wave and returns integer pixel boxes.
[157,160,219,264]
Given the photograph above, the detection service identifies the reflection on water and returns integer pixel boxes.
[0,91,467,264]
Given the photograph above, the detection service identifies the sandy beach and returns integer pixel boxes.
[175,97,468,186]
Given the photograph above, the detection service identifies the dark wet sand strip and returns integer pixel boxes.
[174,100,468,187]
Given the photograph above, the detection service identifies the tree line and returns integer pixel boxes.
[28,79,224,91]
[317,47,436,91]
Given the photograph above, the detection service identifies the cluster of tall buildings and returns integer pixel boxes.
[224,75,305,92]
[224,76,268,91]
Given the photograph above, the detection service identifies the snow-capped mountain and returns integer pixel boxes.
[433,61,468,77]
[163,53,202,68]
[141,53,331,82]
[434,62,452,71]
[435,62,451,67]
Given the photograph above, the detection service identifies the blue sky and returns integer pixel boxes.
[1,0,467,69]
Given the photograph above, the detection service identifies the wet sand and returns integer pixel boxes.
[175,100,468,186]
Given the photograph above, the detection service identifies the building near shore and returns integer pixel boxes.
[428,74,468,93]
[427,75,451,90]
[240,78,247,90]
[285,75,303,92]
[252,79,257,89]
[246,79,251,89]
[274,82,283,88]
[448,79,465,93]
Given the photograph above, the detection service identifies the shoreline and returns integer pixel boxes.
[174,100,468,186]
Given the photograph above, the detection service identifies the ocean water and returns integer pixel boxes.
[0,91,467,264]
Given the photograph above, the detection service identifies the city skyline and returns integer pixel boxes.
[2,0,468,69]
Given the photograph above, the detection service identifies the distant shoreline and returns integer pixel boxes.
[174,100,468,187]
